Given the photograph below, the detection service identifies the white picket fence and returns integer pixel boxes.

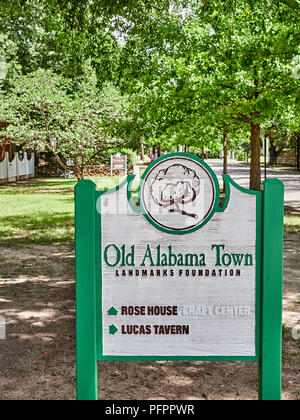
[0,152,35,184]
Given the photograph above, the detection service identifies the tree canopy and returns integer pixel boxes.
[0,0,299,187]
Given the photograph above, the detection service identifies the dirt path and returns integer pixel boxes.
[0,235,299,400]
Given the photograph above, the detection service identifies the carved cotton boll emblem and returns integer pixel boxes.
[141,155,217,232]
[151,164,201,219]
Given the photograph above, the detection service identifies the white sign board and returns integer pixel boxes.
[100,154,260,358]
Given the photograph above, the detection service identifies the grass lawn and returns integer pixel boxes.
[0,176,299,245]
[285,215,300,234]
[0,177,124,245]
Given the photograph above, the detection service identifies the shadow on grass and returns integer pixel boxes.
[60,197,75,204]
[0,212,74,245]
[0,179,77,195]
[285,205,300,216]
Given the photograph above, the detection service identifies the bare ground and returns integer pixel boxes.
[0,234,299,401]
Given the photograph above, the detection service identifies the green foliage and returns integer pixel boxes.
[0,33,20,88]
[236,152,247,162]
[112,0,299,187]
[0,0,122,85]
[0,0,299,185]
[0,68,128,179]
[122,148,137,165]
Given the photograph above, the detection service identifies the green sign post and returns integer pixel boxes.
[75,153,284,401]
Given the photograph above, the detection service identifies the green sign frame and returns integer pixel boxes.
[75,154,284,401]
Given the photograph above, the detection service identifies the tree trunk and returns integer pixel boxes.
[74,167,84,181]
[250,122,261,191]
[269,144,276,166]
[202,147,205,160]
[296,136,300,171]
[74,156,85,181]
[223,132,228,194]
[263,134,268,181]
[140,138,145,161]
[158,143,162,157]
[268,132,280,167]
[50,151,68,173]
[223,132,228,175]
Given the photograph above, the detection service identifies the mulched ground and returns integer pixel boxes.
[0,234,299,400]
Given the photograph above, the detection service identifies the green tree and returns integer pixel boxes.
[0,33,20,88]
[114,0,299,190]
[0,0,122,87]
[186,0,299,189]
[0,69,127,179]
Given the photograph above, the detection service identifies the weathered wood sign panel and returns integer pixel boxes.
[75,153,284,400]
[102,156,258,357]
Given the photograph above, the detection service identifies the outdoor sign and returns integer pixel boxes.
[110,153,127,177]
[75,153,284,401]
[66,158,74,167]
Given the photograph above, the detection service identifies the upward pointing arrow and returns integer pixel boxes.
[107,306,118,316]
[109,325,118,335]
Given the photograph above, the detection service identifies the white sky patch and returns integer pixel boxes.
[102,1,196,46]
